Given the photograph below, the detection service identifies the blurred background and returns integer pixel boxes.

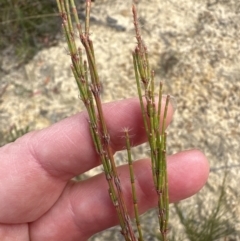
[0,0,239,240]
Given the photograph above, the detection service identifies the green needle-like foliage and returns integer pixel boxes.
[56,1,136,240]
[0,0,60,62]
[56,1,171,240]
[174,173,236,241]
[132,5,170,241]
[124,129,144,241]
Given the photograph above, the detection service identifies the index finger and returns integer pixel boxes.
[1,97,174,180]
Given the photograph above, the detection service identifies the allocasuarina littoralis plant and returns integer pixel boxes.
[56,1,170,240]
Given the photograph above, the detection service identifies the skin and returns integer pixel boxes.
[0,98,209,241]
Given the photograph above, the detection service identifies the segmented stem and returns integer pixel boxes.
[132,4,170,241]
[56,1,137,240]
[124,129,144,241]
[57,1,171,240]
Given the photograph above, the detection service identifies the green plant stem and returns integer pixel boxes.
[132,4,170,241]
[57,1,171,240]
[56,1,137,240]
[125,129,144,241]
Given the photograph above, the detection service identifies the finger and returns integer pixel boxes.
[1,97,174,180]
[29,149,209,241]
[0,224,28,240]
[0,97,173,223]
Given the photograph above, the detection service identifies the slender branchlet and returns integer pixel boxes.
[57,1,171,240]
[56,1,137,240]
[132,4,170,241]
[124,129,144,241]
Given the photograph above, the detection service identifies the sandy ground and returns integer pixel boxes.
[0,0,240,240]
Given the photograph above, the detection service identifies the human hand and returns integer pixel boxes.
[0,98,209,241]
